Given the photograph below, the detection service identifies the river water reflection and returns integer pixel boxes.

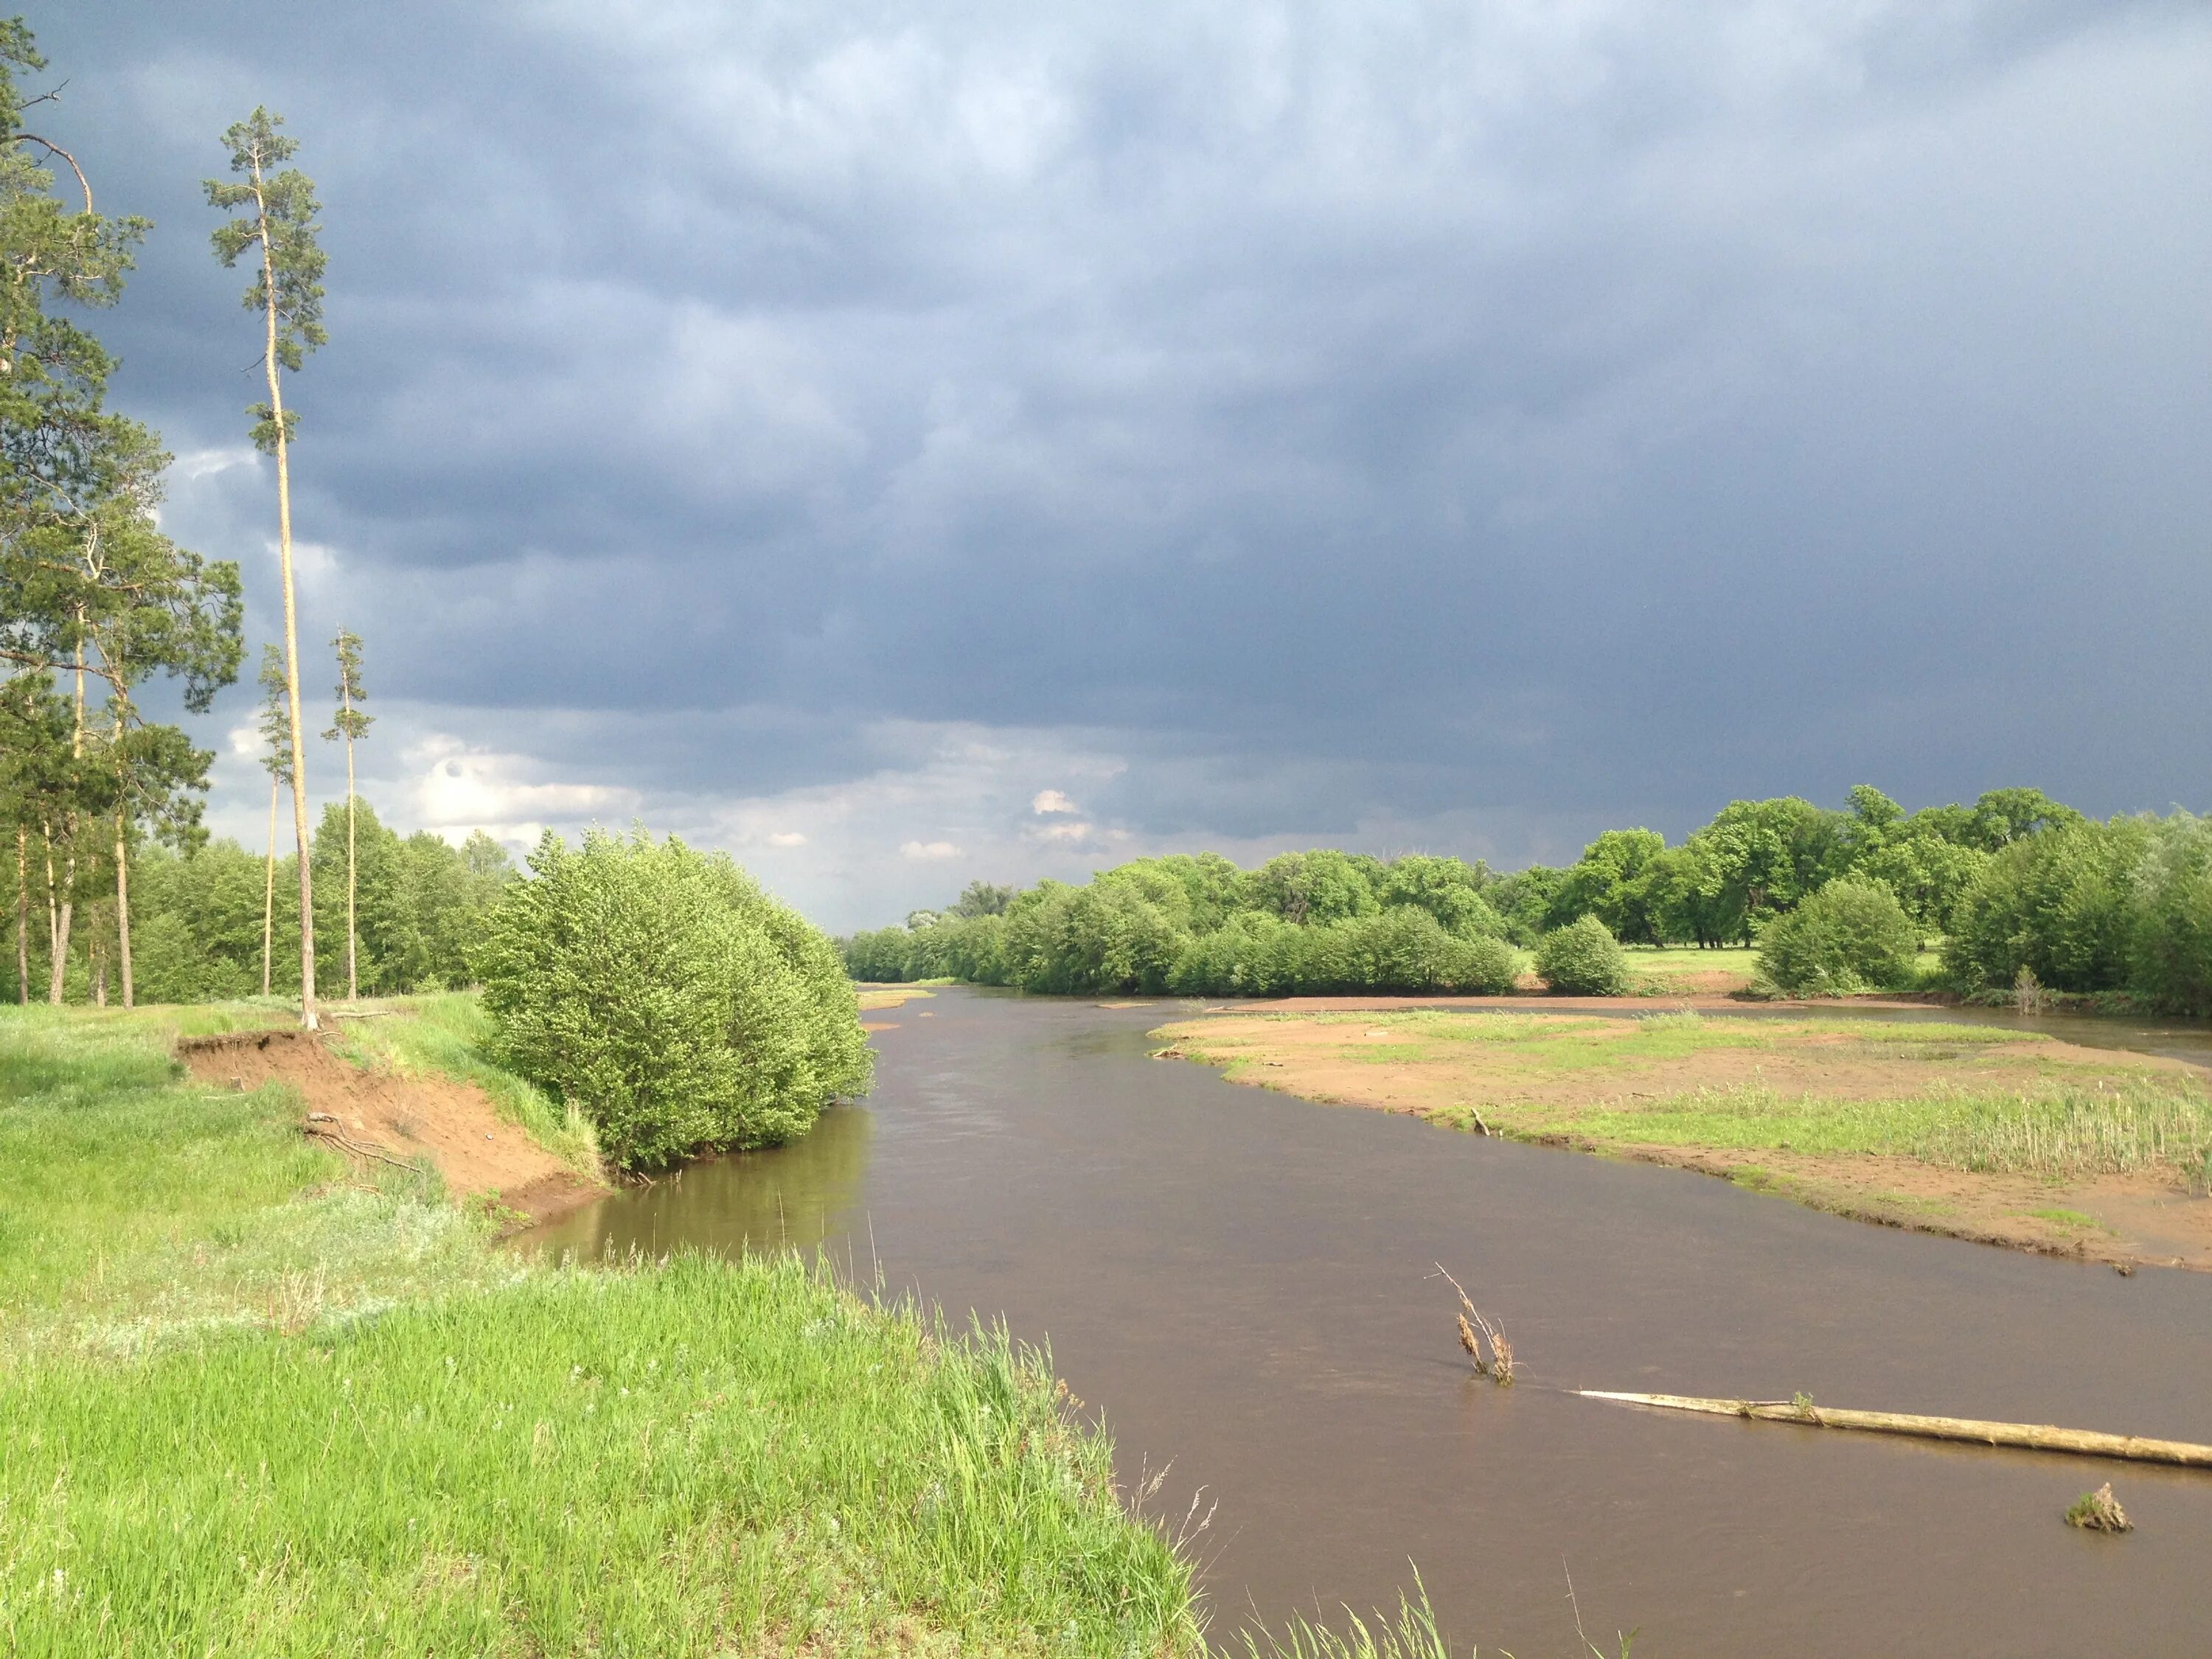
[524,990,2212,1656]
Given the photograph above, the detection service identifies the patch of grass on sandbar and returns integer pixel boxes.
[1223,1009,2033,1076]
[0,1253,1200,1657]
[1520,1077,2212,1181]
[2025,1206,2111,1233]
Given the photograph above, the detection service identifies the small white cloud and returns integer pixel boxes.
[406,732,636,840]
[900,839,962,860]
[1032,788,1077,814]
[170,445,260,484]
[768,830,807,847]
[1033,820,1092,843]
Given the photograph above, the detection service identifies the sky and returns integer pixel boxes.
[38,1,2212,931]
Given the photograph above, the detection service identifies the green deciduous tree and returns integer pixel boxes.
[1551,827,1667,941]
[1680,796,1851,939]
[208,106,327,1028]
[1244,849,1379,926]
[2128,815,2212,1016]
[1941,818,2152,994]
[1376,853,1502,938]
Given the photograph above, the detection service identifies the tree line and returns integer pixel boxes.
[0,792,515,1005]
[0,24,375,1022]
[844,785,2212,1012]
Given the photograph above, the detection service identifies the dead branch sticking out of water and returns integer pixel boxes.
[1579,1390,2212,1469]
[1433,1263,1514,1384]
[2066,1483,2132,1531]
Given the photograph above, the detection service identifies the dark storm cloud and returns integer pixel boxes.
[31,1,2212,925]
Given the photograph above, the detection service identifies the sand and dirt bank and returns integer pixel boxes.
[178,1026,602,1227]
[1157,1006,2212,1269]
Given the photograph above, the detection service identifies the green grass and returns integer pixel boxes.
[1501,1076,2212,1181]
[0,1253,1200,1657]
[1293,1009,2030,1078]
[0,1000,1207,1655]
[1619,944,1756,982]
[0,1003,518,1363]
[2025,1206,2110,1233]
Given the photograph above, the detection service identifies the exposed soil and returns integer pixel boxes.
[1161,1012,2212,1271]
[178,1029,603,1229]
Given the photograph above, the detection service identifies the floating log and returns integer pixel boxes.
[1578,1390,2212,1469]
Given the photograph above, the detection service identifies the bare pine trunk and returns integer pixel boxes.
[256,180,316,1032]
[91,927,105,1007]
[14,827,27,1005]
[50,881,72,1003]
[345,733,357,999]
[262,773,278,998]
[113,807,133,1009]
[41,824,65,1005]
[48,634,87,1004]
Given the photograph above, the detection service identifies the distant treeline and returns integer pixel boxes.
[843,786,2212,1012]
[3,797,515,1005]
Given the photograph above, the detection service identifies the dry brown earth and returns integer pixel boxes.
[180,1029,603,1228]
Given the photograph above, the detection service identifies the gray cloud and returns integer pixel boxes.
[38,0,2212,928]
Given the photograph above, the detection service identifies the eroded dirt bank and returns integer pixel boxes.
[179,1028,602,1228]
[1157,1009,2212,1270]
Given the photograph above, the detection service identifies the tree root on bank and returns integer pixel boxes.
[302,1113,427,1176]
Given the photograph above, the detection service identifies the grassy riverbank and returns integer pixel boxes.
[1158,1008,2212,1267]
[0,1001,1203,1655]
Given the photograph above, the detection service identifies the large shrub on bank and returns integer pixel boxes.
[2129,814,2212,1015]
[1755,877,1919,995]
[1320,908,1519,994]
[1534,916,1630,995]
[1941,818,2152,994]
[477,830,871,1169]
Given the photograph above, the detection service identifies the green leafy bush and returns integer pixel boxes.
[476,830,870,1169]
[1755,876,1919,995]
[1941,819,2152,993]
[1534,915,1629,995]
[2129,813,2212,1015]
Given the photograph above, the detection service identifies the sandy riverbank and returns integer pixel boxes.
[1156,1006,2212,1270]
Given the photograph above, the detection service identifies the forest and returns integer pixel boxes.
[844,785,2212,1012]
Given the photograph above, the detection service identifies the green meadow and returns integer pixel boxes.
[0,1001,1204,1656]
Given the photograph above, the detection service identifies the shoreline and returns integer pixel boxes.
[1154,1004,2212,1272]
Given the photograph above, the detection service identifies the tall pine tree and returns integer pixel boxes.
[207,108,327,1027]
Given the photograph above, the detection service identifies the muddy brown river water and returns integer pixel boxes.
[523,990,2212,1655]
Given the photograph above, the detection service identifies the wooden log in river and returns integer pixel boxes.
[1578,1391,2212,1469]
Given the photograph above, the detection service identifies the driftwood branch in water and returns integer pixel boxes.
[1432,1262,1514,1383]
[1579,1390,2212,1469]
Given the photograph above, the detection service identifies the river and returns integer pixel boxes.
[523,989,2212,1656]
